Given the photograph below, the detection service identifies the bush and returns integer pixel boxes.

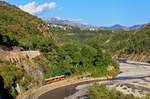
[88,84,139,99]
[44,43,119,78]
[0,62,17,96]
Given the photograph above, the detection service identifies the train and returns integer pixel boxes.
[42,75,65,85]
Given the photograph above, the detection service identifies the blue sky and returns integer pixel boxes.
[7,0,150,26]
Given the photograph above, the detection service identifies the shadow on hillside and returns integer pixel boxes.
[0,75,14,99]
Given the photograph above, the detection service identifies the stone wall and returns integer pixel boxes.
[0,49,41,63]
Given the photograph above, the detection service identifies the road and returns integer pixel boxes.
[38,61,150,99]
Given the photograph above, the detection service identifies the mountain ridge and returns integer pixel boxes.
[45,17,145,31]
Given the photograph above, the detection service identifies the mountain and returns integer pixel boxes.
[1,1,150,98]
[45,17,145,31]
[0,1,55,98]
[100,24,129,31]
[100,24,146,31]
[109,24,129,31]
[99,23,150,61]
[46,17,81,27]
[129,24,145,30]
[0,1,55,49]
[45,17,99,30]
[0,2,119,98]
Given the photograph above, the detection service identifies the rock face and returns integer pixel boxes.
[0,49,44,85]
[23,62,44,84]
[117,53,150,62]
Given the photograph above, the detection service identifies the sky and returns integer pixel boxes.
[6,0,150,26]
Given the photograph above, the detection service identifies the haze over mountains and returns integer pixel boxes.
[45,17,145,31]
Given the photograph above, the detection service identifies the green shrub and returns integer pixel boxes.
[88,84,139,99]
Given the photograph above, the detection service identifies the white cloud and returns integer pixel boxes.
[19,1,56,14]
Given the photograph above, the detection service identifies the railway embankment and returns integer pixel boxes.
[16,76,112,99]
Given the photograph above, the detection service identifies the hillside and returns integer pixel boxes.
[84,23,150,61]
[47,17,150,62]
[0,1,55,49]
[0,2,119,98]
[0,1,55,98]
[120,24,150,61]
[2,0,150,98]
[51,20,150,61]
[1,0,150,98]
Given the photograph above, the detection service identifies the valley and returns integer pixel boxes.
[36,61,150,99]
[1,1,150,99]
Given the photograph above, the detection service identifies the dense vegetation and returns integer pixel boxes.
[0,58,48,97]
[0,1,119,98]
[0,1,55,49]
[88,84,143,99]
[51,23,150,57]
[1,0,150,56]
[1,0,150,98]
[44,43,119,77]
[0,61,17,97]
[88,24,150,56]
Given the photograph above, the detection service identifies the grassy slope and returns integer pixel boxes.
[0,1,54,49]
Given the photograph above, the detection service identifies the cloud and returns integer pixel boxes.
[19,1,56,14]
